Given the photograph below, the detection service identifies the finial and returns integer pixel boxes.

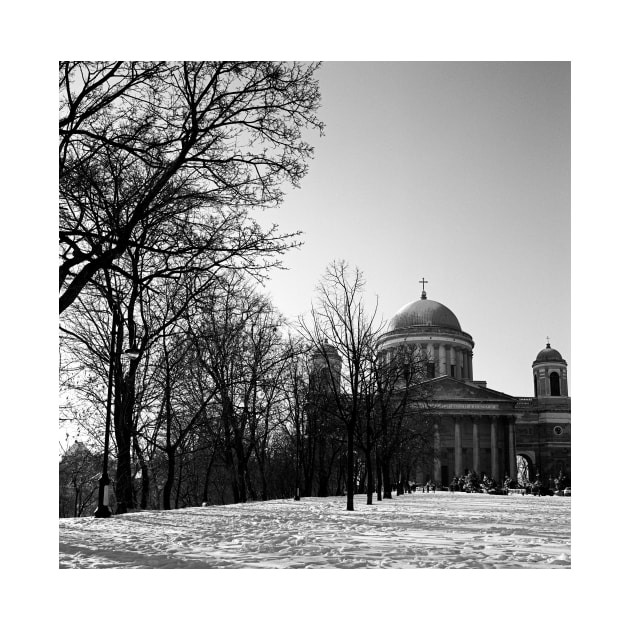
[419,277,428,299]
[546,336,551,348]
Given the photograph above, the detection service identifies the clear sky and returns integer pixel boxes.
[259,61,570,397]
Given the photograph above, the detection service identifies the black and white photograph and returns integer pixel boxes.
[58,60,572,570]
[7,0,625,626]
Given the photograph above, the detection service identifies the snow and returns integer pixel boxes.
[59,491,570,569]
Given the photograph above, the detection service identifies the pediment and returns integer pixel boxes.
[424,376,516,402]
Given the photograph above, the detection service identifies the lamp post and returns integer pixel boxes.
[114,345,140,516]
[94,310,141,518]
[125,347,140,361]
[94,314,118,518]
[294,421,300,501]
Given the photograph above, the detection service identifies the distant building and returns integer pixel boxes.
[377,284,570,488]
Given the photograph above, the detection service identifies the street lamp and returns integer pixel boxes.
[124,347,141,361]
[116,346,141,516]
[94,314,118,518]
[294,424,300,501]
[94,317,140,518]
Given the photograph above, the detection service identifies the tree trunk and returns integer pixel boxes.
[163,339,175,510]
[260,473,268,502]
[203,462,212,503]
[382,457,392,499]
[316,433,329,496]
[114,416,133,511]
[175,455,185,508]
[357,465,366,494]
[366,449,373,505]
[230,472,240,504]
[246,468,258,501]
[376,456,383,501]
[366,423,373,505]
[133,435,150,509]
[303,455,313,497]
[113,326,135,512]
[221,402,240,503]
[201,446,217,504]
[346,424,354,511]
[317,470,329,497]
[236,456,248,503]
[396,461,405,495]
[163,447,176,510]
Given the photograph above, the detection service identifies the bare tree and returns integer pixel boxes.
[60,183,304,510]
[59,441,102,517]
[59,61,323,313]
[185,275,291,503]
[369,343,435,499]
[60,62,323,509]
[274,336,347,500]
[299,261,380,511]
[148,324,219,510]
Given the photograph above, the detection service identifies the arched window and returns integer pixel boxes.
[550,371,560,396]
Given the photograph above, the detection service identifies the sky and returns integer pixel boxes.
[258,62,570,397]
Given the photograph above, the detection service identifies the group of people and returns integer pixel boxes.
[445,470,503,493]
[415,469,570,496]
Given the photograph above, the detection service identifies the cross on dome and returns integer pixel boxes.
[419,277,428,299]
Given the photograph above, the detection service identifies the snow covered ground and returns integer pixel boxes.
[59,491,570,569]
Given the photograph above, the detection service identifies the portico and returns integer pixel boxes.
[426,388,519,486]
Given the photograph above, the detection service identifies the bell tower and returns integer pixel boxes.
[311,343,342,392]
[532,339,568,398]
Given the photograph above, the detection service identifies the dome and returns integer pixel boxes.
[387,295,462,332]
[535,343,564,363]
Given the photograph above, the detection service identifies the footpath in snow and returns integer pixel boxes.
[59,491,571,569]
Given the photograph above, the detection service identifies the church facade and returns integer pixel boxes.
[377,286,571,489]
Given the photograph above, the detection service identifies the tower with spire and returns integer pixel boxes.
[532,339,569,398]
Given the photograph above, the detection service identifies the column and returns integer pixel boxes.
[472,417,480,473]
[454,416,463,477]
[458,350,464,379]
[450,346,457,377]
[438,344,447,376]
[462,350,469,380]
[545,369,551,396]
[564,369,569,397]
[508,418,517,480]
[468,352,473,380]
[490,417,499,480]
[433,422,441,485]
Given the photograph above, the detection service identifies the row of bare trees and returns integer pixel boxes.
[59,61,323,513]
[59,62,435,515]
[60,261,435,514]
[298,261,436,511]
[60,263,435,515]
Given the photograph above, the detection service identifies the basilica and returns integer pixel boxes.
[377,284,571,489]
